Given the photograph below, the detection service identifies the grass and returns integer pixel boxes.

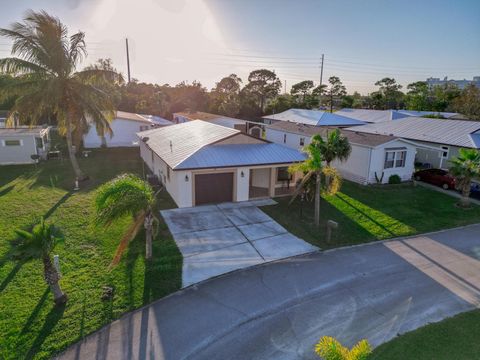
[369,310,480,359]
[0,144,182,359]
[263,181,480,249]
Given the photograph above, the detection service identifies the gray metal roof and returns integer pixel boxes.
[262,109,366,126]
[0,126,49,136]
[347,117,480,148]
[336,108,460,123]
[175,143,306,170]
[138,120,239,169]
[141,115,172,126]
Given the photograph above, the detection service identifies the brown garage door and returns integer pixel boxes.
[195,172,234,205]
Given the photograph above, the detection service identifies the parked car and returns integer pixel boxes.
[471,182,480,200]
[414,169,456,190]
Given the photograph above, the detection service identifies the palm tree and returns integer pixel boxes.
[95,174,157,264]
[289,135,324,227]
[14,218,67,306]
[450,148,480,207]
[317,129,352,166]
[0,10,121,180]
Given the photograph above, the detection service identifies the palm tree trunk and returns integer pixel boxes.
[144,212,154,260]
[65,116,85,180]
[43,256,67,306]
[314,170,321,227]
[460,183,471,208]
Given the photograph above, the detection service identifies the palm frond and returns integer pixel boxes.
[68,31,86,66]
[288,170,314,205]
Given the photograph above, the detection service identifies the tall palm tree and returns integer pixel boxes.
[289,135,324,227]
[450,148,480,208]
[14,218,67,306]
[0,10,121,180]
[317,129,352,166]
[95,174,157,264]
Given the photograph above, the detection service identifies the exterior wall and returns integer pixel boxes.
[251,168,270,188]
[367,141,417,184]
[0,134,39,164]
[215,133,265,145]
[332,145,371,184]
[83,119,152,148]
[412,140,461,169]
[265,128,307,150]
[236,167,250,202]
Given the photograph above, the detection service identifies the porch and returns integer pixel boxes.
[248,166,298,199]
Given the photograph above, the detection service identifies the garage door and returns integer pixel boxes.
[195,172,234,205]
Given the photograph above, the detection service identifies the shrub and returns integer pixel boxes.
[388,174,402,184]
[315,336,372,360]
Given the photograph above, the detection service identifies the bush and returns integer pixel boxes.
[315,336,372,360]
[388,174,402,184]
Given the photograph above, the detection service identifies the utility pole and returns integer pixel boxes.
[318,54,324,109]
[125,38,131,83]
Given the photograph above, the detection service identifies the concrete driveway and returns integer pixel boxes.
[58,224,480,360]
[160,199,317,286]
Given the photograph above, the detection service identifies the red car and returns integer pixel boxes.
[414,169,456,190]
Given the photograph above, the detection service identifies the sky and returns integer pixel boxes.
[0,0,479,94]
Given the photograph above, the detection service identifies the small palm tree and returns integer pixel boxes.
[317,129,352,167]
[289,135,324,227]
[95,174,157,264]
[315,336,372,360]
[0,10,121,180]
[450,148,480,208]
[14,218,67,306]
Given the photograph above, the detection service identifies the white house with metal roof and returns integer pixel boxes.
[347,117,480,169]
[138,120,306,207]
[0,126,50,165]
[336,108,460,124]
[83,111,172,148]
[266,121,417,185]
[262,109,366,127]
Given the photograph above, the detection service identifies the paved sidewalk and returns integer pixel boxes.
[161,199,317,286]
[58,224,480,360]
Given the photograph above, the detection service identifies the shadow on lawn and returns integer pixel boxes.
[43,191,73,220]
[0,262,23,293]
[21,288,50,335]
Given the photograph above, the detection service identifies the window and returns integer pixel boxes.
[441,146,449,159]
[139,125,149,131]
[299,137,305,146]
[283,134,287,143]
[277,167,291,181]
[35,137,43,148]
[384,150,407,169]
[4,139,21,146]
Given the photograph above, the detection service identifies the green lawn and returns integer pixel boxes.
[0,146,182,359]
[369,310,480,359]
[263,181,480,249]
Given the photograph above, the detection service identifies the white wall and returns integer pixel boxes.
[236,167,250,202]
[251,168,270,188]
[83,118,151,148]
[266,128,307,150]
[332,145,371,184]
[0,135,38,164]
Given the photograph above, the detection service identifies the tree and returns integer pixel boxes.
[291,80,314,105]
[450,148,480,207]
[14,218,67,306]
[451,84,480,120]
[317,129,352,166]
[0,11,121,180]
[265,94,293,114]
[431,83,461,112]
[210,74,242,117]
[374,77,404,109]
[289,135,324,227]
[243,69,281,114]
[326,76,346,112]
[95,174,157,262]
[405,81,430,110]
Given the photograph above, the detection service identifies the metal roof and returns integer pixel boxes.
[336,108,460,123]
[140,115,172,126]
[347,117,480,148]
[115,111,153,124]
[138,120,240,169]
[0,126,49,136]
[175,143,306,170]
[262,109,366,126]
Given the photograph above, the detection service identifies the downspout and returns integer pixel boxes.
[366,147,373,185]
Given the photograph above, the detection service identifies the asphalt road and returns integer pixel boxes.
[57,224,480,360]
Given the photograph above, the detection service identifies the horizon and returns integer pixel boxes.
[0,0,479,94]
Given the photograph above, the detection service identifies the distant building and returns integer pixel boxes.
[426,76,480,90]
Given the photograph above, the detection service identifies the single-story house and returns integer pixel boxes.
[262,108,366,127]
[265,121,417,185]
[138,120,306,207]
[83,111,171,148]
[173,111,264,138]
[335,108,460,124]
[346,117,480,169]
[0,126,50,165]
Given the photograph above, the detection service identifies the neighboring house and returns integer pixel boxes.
[346,117,480,169]
[262,108,366,127]
[138,120,306,207]
[335,108,460,123]
[173,111,264,138]
[0,111,7,128]
[83,111,171,148]
[0,127,50,165]
[266,121,417,185]
[426,76,480,90]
